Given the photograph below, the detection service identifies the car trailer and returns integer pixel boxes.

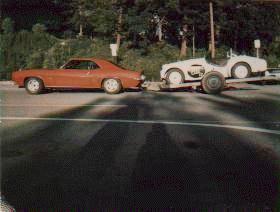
[143,69,280,94]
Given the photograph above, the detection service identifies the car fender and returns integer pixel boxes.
[226,56,267,76]
[161,59,207,80]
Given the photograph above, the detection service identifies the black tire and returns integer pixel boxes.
[201,71,225,94]
[102,78,122,94]
[166,69,184,85]
[25,77,44,94]
[231,62,252,79]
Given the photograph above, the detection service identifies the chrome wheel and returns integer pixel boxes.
[25,78,44,94]
[27,79,40,92]
[103,79,121,94]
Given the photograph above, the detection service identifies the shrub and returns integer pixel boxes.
[26,51,45,69]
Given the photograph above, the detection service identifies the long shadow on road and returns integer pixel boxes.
[131,123,279,208]
[1,92,280,210]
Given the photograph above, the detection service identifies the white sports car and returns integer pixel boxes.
[160,52,267,85]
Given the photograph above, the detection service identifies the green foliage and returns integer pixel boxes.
[1,1,280,80]
[32,23,47,34]
[119,42,180,80]
[26,51,45,69]
[0,23,58,76]
[90,8,116,36]
[43,38,112,68]
[265,40,280,67]
[1,18,14,34]
[265,55,280,68]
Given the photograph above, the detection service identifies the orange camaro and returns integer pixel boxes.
[12,58,145,94]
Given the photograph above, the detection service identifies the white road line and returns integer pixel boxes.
[0,104,127,108]
[1,116,280,135]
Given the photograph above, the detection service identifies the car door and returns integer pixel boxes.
[54,60,100,88]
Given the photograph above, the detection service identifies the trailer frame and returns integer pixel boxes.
[142,70,280,93]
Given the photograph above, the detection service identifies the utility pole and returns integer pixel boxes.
[192,25,196,58]
[116,7,123,51]
[209,1,215,58]
[78,5,83,37]
[0,0,2,28]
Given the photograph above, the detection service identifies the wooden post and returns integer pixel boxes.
[78,5,83,37]
[209,1,215,58]
[0,0,2,27]
[180,24,188,57]
[116,7,123,51]
[180,39,187,57]
[192,25,195,57]
[79,24,83,37]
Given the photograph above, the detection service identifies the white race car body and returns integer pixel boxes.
[160,55,267,82]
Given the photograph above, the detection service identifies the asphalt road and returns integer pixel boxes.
[1,83,280,210]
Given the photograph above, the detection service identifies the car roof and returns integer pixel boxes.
[69,58,108,62]
[68,58,115,67]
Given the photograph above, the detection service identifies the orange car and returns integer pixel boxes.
[12,58,145,94]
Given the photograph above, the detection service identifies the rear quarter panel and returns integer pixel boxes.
[101,69,141,88]
[95,60,141,88]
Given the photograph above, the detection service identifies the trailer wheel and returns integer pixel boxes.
[201,71,225,94]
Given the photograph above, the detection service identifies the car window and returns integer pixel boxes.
[63,60,100,70]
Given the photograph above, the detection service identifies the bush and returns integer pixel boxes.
[119,42,180,80]
[26,51,45,69]
[43,39,181,80]
[265,55,280,68]
[43,38,112,68]
[2,26,280,81]
[266,41,280,67]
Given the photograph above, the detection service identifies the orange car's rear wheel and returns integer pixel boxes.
[25,77,44,94]
[103,78,122,94]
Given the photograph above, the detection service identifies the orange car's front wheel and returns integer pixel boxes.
[102,78,122,94]
[25,77,44,95]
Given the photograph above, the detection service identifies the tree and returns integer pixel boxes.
[0,18,15,73]
[32,23,47,34]
[1,17,14,34]
[215,0,280,53]
[179,23,189,57]
[68,0,93,37]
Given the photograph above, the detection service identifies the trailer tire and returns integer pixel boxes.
[201,71,225,94]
